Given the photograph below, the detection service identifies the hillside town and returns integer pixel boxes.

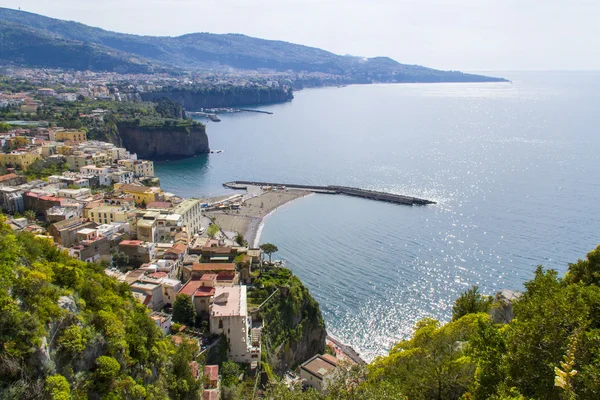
[0,119,352,398]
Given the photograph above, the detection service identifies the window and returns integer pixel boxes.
[218,319,223,329]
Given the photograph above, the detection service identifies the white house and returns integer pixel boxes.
[209,286,261,363]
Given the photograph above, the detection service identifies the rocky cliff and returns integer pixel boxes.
[116,122,209,160]
[140,86,294,110]
[253,268,326,374]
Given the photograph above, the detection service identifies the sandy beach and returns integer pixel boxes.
[204,189,310,246]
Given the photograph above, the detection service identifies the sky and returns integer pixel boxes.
[1,0,598,71]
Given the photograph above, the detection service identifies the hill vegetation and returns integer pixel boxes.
[0,7,506,83]
[0,215,201,399]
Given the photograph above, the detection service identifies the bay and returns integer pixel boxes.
[155,72,600,361]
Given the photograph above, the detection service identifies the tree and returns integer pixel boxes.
[95,355,120,380]
[207,224,219,239]
[221,361,241,387]
[260,243,279,264]
[23,210,36,222]
[172,294,195,326]
[111,251,129,269]
[235,232,248,247]
[0,121,11,133]
[45,374,70,400]
[452,286,492,321]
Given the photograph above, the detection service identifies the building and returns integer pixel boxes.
[0,187,24,214]
[118,240,156,266]
[52,129,87,144]
[173,199,203,235]
[80,166,113,186]
[150,312,172,334]
[203,365,220,400]
[46,205,83,223]
[0,150,42,170]
[131,281,163,311]
[184,262,236,282]
[178,279,216,315]
[116,184,160,206]
[300,354,339,392]
[48,217,96,247]
[209,285,260,363]
[0,173,26,187]
[88,205,136,227]
[118,159,154,177]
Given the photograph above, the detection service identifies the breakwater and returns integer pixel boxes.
[223,181,436,206]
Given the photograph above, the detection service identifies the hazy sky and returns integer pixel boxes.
[1,0,598,71]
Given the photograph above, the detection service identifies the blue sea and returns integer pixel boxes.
[155,72,600,361]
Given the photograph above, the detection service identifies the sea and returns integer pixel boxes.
[155,71,600,362]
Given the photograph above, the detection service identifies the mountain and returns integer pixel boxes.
[0,8,506,83]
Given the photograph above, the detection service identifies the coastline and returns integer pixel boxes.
[204,189,310,247]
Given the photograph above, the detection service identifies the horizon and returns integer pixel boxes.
[1,1,598,72]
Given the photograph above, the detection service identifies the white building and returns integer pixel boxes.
[209,286,261,363]
[173,199,203,235]
[300,354,339,392]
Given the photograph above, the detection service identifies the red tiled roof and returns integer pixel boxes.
[216,271,235,281]
[200,273,218,281]
[178,280,203,296]
[204,365,219,381]
[0,173,19,182]
[167,243,188,254]
[194,287,215,297]
[192,263,235,272]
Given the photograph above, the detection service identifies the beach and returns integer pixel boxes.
[204,189,310,246]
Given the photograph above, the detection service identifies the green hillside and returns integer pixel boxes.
[0,216,201,399]
[0,7,506,83]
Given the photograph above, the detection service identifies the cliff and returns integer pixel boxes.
[116,122,209,160]
[140,86,294,110]
[250,268,326,374]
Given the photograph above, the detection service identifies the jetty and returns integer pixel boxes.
[223,180,436,206]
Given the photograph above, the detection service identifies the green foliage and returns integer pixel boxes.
[250,267,325,365]
[564,245,600,286]
[172,294,195,326]
[154,97,186,119]
[0,121,11,132]
[221,360,242,387]
[0,216,200,398]
[452,285,493,321]
[57,325,88,354]
[234,232,248,247]
[95,355,120,380]
[45,374,70,400]
[24,159,70,181]
[111,251,129,269]
[260,242,279,263]
[206,224,219,239]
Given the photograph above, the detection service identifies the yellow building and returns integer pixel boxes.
[87,205,136,225]
[0,150,41,170]
[115,184,160,206]
[53,129,87,144]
